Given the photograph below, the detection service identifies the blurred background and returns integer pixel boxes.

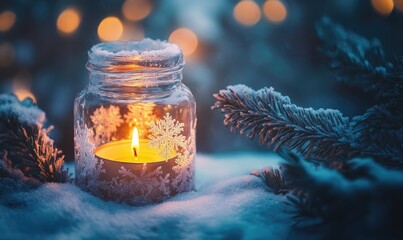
[0,0,402,160]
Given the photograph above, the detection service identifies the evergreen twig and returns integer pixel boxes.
[282,152,403,239]
[316,17,403,100]
[213,16,403,239]
[0,94,70,183]
[212,85,359,163]
[252,166,289,194]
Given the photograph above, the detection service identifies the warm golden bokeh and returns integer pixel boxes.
[13,74,36,103]
[98,17,123,42]
[263,0,287,23]
[14,88,37,103]
[57,8,81,35]
[395,0,403,11]
[120,22,144,41]
[371,0,394,15]
[0,11,16,32]
[0,43,14,67]
[233,0,261,26]
[169,28,198,56]
[122,0,152,21]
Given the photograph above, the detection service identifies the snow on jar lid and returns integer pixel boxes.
[87,38,184,73]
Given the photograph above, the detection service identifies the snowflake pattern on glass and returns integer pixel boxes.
[74,124,97,183]
[90,106,123,145]
[74,123,107,193]
[147,113,186,160]
[172,130,195,192]
[123,103,156,138]
[110,165,166,204]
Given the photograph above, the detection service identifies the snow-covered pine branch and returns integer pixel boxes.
[281,151,403,239]
[212,85,359,163]
[316,17,403,100]
[0,94,70,183]
[314,18,403,165]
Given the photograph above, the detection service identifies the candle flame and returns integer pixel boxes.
[131,127,140,158]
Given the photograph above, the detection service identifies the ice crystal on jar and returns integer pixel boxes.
[74,39,196,205]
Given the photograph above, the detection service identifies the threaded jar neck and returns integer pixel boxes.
[86,39,184,97]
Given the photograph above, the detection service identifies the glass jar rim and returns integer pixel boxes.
[87,39,184,74]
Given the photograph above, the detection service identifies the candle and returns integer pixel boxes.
[88,126,187,205]
[94,128,176,163]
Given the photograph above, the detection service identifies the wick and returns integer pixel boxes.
[133,147,138,158]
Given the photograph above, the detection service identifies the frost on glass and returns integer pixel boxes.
[75,106,196,205]
[147,113,186,160]
[124,103,156,137]
[90,105,123,145]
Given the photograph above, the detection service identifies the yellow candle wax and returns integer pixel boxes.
[94,139,175,163]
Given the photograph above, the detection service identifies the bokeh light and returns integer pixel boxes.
[263,0,287,23]
[233,0,261,26]
[0,11,16,32]
[57,8,81,35]
[13,73,36,103]
[14,88,36,103]
[0,43,14,67]
[395,0,403,11]
[169,28,198,56]
[98,17,123,42]
[371,0,394,15]
[120,22,144,41]
[122,0,152,21]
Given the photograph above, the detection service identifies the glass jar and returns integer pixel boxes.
[74,39,196,205]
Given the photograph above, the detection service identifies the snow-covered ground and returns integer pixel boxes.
[1,153,292,239]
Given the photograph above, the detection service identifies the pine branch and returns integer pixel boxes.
[315,17,403,165]
[0,94,70,183]
[213,85,403,166]
[212,85,359,163]
[357,129,403,166]
[252,166,289,194]
[222,17,403,238]
[316,17,403,100]
[353,102,403,131]
[351,101,403,165]
[282,153,403,239]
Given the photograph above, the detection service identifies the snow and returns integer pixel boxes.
[0,153,292,239]
[89,38,181,59]
[0,94,45,127]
